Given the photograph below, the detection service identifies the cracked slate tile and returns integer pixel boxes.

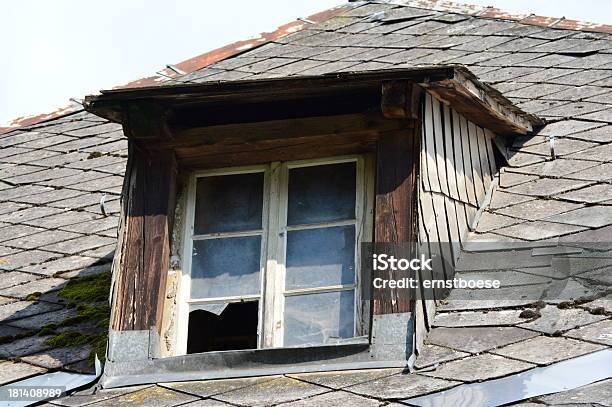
[433,309,527,328]
[7,307,78,330]
[426,327,538,354]
[85,385,200,407]
[494,221,587,241]
[519,305,607,334]
[491,335,605,366]
[289,368,402,389]
[537,379,612,406]
[475,212,523,233]
[214,376,328,406]
[564,319,612,346]
[346,373,460,399]
[414,344,469,369]
[421,353,534,383]
[0,361,47,385]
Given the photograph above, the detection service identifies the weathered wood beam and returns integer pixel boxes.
[111,145,177,331]
[381,82,421,119]
[159,112,412,149]
[373,90,422,315]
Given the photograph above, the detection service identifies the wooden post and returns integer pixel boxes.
[374,83,422,315]
[111,142,177,331]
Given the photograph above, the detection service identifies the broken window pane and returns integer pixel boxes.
[191,236,261,298]
[287,162,356,226]
[284,290,355,347]
[187,301,259,353]
[194,172,264,234]
[285,225,356,290]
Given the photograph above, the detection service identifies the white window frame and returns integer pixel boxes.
[176,155,374,355]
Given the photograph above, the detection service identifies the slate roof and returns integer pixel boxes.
[0,0,611,405]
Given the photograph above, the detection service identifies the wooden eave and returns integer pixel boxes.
[84,66,541,138]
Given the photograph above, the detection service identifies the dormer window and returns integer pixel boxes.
[180,157,373,353]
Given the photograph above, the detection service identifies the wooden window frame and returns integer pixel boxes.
[176,155,374,355]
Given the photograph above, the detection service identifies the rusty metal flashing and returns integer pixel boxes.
[85,66,540,137]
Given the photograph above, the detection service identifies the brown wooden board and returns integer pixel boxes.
[112,146,177,331]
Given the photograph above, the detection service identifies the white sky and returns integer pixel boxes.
[2,0,611,124]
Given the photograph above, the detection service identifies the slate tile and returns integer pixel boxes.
[49,385,153,407]
[499,172,539,188]
[518,54,580,68]
[0,361,46,385]
[509,159,598,178]
[346,373,459,399]
[577,107,612,122]
[538,379,612,406]
[21,345,92,369]
[564,319,612,346]
[495,221,586,241]
[504,178,591,197]
[0,271,40,289]
[0,246,20,257]
[426,327,538,354]
[538,102,608,118]
[559,178,612,200]
[59,262,111,279]
[0,277,66,299]
[492,335,604,366]
[278,390,382,407]
[215,376,327,406]
[148,399,230,407]
[480,52,546,67]
[8,307,78,330]
[34,152,90,168]
[80,243,115,260]
[289,368,402,389]
[0,164,44,179]
[0,146,36,160]
[519,305,606,334]
[539,119,604,138]
[40,235,116,256]
[459,270,552,286]
[495,200,581,221]
[0,207,67,225]
[455,250,552,271]
[505,151,546,167]
[486,37,548,53]
[0,185,54,201]
[23,211,98,229]
[504,83,571,100]
[433,309,526,328]
[421,353,534,382]
[545,204,612,227]
[475,212,523,233]
[161,376,276,398]
[478,67,542,83]
[413,344,469,369]
[65,154,125,170]
[567,125,612,143]
[15,189,85,205]
[0,250,60,271]
[39,170,105,188]
[549,69,612,86]
[0,334,52,358]
[287,61,360,76]
[488,191,534,210]
[0,324,29,338]
[565,143,612,161]
[20,255,101,277]
[63,122,121,138]
[0,300,62,322]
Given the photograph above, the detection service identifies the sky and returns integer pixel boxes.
[1,0,612,125]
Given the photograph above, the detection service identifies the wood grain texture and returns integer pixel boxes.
[112,146,177,331]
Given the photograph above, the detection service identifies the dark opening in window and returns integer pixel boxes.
[187,301,259,354]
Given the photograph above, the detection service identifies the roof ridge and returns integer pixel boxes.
[386,0,612,34]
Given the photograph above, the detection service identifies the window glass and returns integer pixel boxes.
[284,290,355,346]
[285,225,355,290]
[287,162,356,226]
[191,236,261,298]
[194,172,264,234]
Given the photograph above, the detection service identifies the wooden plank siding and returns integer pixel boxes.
[417,92,498,341]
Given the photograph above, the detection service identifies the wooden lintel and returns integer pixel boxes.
[381,81,421,119]
[124,101,173,139]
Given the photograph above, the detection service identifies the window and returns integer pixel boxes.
[177,156,373,354]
